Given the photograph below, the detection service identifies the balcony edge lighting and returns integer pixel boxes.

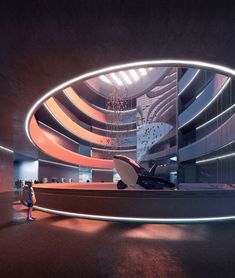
[179,77,231,129]
[0,145,14,153]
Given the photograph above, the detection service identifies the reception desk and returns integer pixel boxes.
[23,183,235,223]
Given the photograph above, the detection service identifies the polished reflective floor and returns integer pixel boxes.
[0,201,235,277]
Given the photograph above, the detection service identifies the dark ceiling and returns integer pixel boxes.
[0,0,235,159]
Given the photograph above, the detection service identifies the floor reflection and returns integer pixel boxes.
[6,201,235,278]
[51,218,110,233]
[123,224,208,241]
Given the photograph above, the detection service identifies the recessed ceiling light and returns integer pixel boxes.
[129,69,140,81]
[138,68,147,76]
[110,73,124,86]
[119,71,132,84]
[99,75,112,84]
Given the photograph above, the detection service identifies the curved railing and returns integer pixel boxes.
[45,97,136,147]
[29,115,114,168]
[179,75,230,128]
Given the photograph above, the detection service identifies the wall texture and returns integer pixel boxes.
[0,150,13,226]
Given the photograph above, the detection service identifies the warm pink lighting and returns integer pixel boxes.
[45,97,116,146]
[63,87,108,123]
[29,116,114,168]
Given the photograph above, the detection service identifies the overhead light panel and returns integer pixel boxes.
[129,69,140,81]
[99,75,112,84]
[138,68,147,76]
[119,71,132,84]
[110,73,124,86]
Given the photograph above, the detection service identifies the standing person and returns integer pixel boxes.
[26,181,36,222]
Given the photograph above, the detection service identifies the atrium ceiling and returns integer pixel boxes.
[0,1,234,160]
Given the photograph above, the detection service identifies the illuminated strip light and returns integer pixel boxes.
[129,69,140,81]
[38,121,79,145]
[92,104,137,114]
[39,159,79,169]
[92,147,136,152]
[138,68,147,76]
[25,60,235,146]
[196,152,235,164]
[196,104,235,130]
[178,69,200,96]
[110,73,124,86]
[0,145,14,153]
[92,125,137,133]
[99,75,112,84]
[91,168,113,172]
[179,78,231,129]
[34,205,235,223]
[119,71,132,84]
[169,71,177,77]
[195,88,206,99]
[219,139,235,149]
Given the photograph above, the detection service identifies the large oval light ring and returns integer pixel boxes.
[25,59,235,145]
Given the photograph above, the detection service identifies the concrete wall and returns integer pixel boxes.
[0,150,13,227]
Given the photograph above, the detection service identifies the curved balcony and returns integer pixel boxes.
[179,113,235,162]
[63,87,137,125]
[179,75,230,129]
[45,97,136,148]
[178,68,200,96]
[142,146,176,162]
[29,116,114,168]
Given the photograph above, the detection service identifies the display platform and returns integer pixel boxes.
[23,183,235,223]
